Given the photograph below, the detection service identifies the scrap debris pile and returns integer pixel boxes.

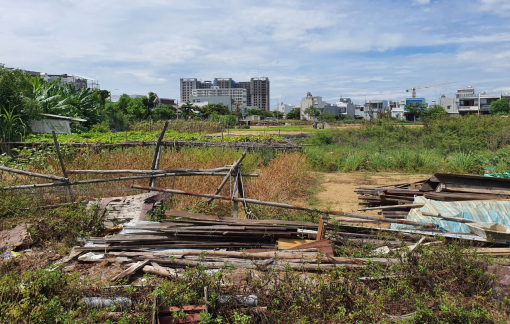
[356,173,510,244]
[356,173,510,219]
[74,209,400,275]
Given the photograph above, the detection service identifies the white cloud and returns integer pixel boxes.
[479,0,510,16]
[1,0,509,107]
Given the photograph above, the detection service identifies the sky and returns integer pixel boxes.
[2,0,510,109]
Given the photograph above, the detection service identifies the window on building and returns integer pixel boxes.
[447,105,451,110]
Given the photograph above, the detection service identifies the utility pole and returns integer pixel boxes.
[478,92,481,117]
[276,99,279,121]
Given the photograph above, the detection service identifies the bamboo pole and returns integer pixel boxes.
[67,167,232,175]
[358,203,425,211]
[0,172,259,191]
[149,121,169,188]
[131,185,437,228]
[52,131,74,201]
[207,151,247,205]
[0,165,68,182]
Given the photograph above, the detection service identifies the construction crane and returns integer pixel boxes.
[405,81,456,98]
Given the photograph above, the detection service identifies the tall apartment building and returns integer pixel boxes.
[180,78,213,103]
[191,87,247,107]
[180,77,270,111]
[250,77,270,111]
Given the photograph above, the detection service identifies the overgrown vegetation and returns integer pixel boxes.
[304,115,510,174]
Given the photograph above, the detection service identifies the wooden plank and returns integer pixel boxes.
[164,210,318,227]
[277,239,314,250]
[444,183,510,195]
[287,239,334,256]
[112,259,149,281]
[424,191,509,201]
[316,216,325,241]
[469,248,510,256]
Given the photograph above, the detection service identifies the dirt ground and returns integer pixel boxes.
[292,172,429,226]
[211,124,363,136]
[212,123,422,136]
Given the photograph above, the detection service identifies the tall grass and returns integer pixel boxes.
[303,115,510,175]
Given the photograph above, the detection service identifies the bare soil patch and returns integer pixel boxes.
[291,172,428,227]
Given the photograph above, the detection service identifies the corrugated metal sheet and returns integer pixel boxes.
[391,196,510,233]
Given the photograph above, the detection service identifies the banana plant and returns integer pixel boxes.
[0,107,27,142]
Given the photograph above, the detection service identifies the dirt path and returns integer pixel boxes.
[210,124,363,136]
[292,172,429,227]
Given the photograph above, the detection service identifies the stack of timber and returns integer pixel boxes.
[79,210,323,252]
[74,210,401,273]
[356,173,510,220]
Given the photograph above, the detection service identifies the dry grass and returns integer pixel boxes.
[6,148,316,218]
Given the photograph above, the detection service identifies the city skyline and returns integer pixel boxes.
[1,0,509,108]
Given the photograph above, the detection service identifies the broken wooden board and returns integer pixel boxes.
[87,192,171,228]
[112,259,149,282]
[277,238,314,250]
[0,223,31,251]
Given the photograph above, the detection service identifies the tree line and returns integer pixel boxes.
[0,68,276,140]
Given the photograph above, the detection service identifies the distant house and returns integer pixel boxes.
[29,114,86,134]
[363,100,389,120]
[158,98,178,109]
[335,97,356,119]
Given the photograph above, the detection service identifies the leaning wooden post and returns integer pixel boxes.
[316,215,326,241]
[52,131,74,201]
[149,121,169,189]
[236,172,249,218]
[232,173,240,218]
[207,151,247,205]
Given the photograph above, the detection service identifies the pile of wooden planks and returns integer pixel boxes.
[79,210,322,252]
[72,210,408,275]
[356,173,510,219]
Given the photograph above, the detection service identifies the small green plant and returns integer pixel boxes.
[147,204,168,222]
[232,311,252,323]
